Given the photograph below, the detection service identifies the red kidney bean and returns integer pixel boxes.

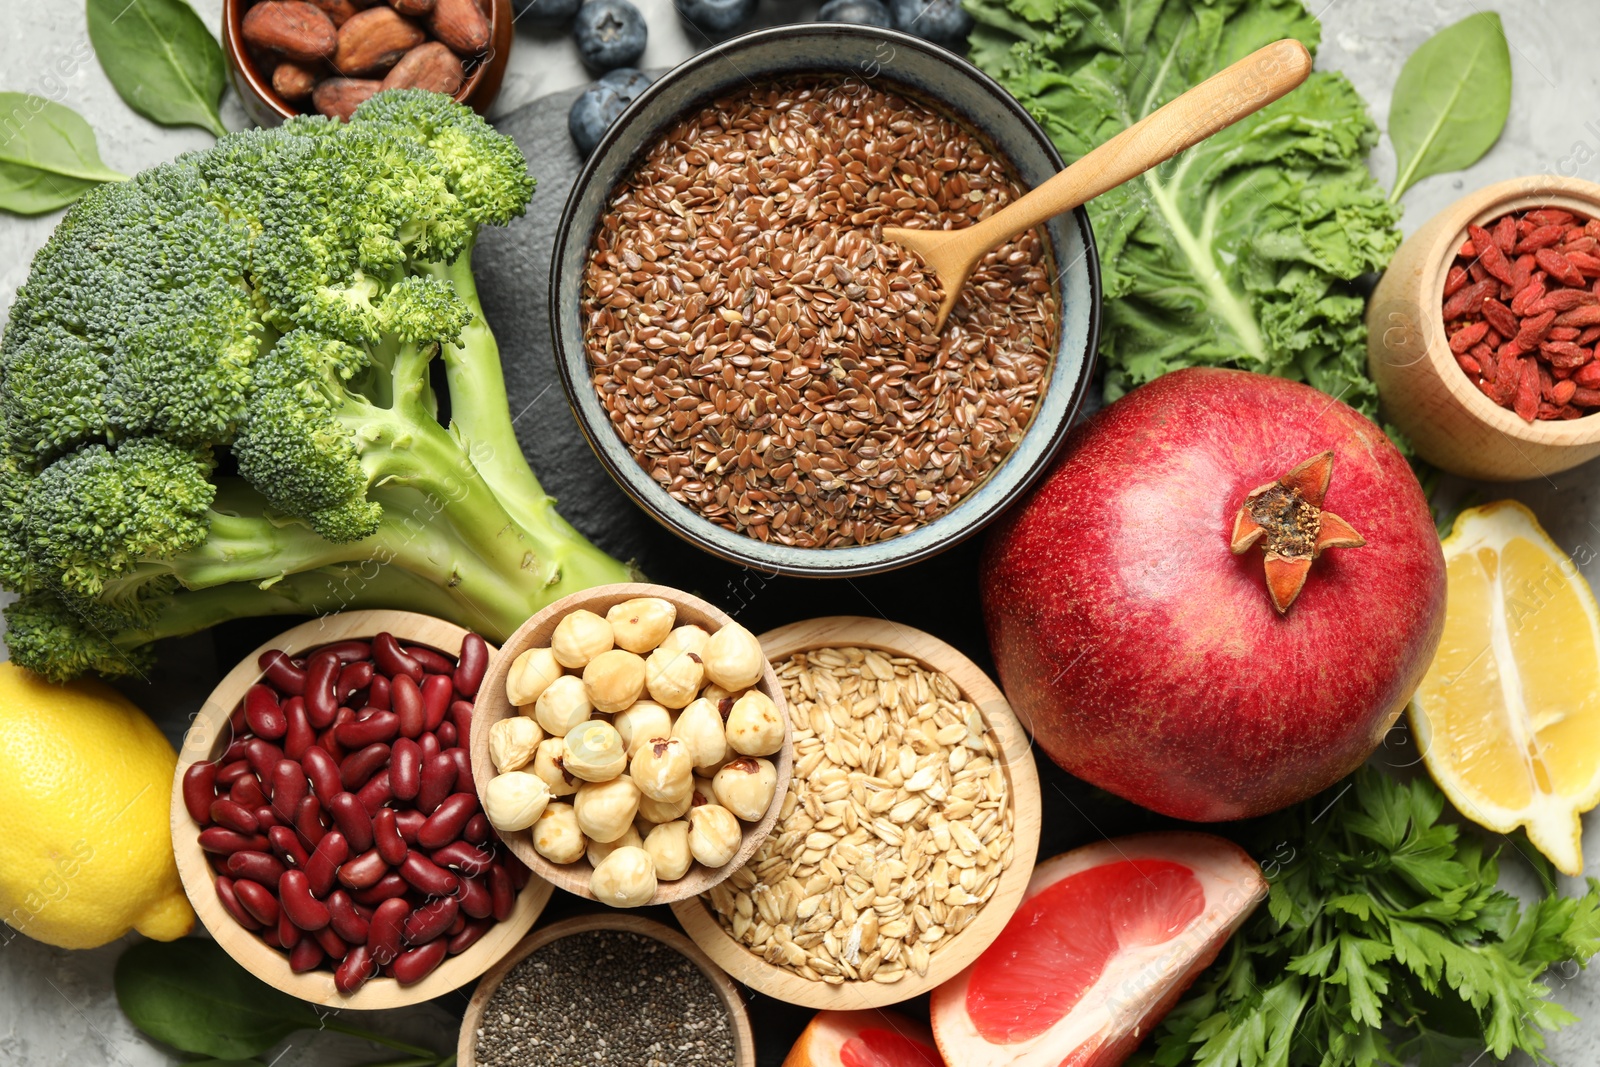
[431,840,492,877]
[373,808,408,866]
[449,918,493,955]
[279,870,331,931]
[318,639,372,663]
[456,876,492,919]
[417,753,456,814]
[436,721,458,748]
[326,791,375,853]
[226,849,286,888]
[270,760,308,822]
[327,889,370,945]
[277,910,302,949]
[223,733,252,761]
[232,878,281,926]
[336,710,399,748]
[391,674,425,740]
[261,927,285,950]
[314,924,349,961]
[420,674,453,732]
[393,808,426,845]
[214,876,262,931]
[244,739,283,785]
[227,703,249,741]
[335,943,376,994]
[295,795,328,848]
[407,645,455,676]
[368,896,410,963]
[259,649,307,695]
[337,662,374,703]
[304,650,342,728]
[488,863,514,922]
[420,732,442,761]
[448,749,473,794]
[340,743,390,792]
[244,683,288,741]
[337,848,389,890]
[399,852,459,897]
[301,746,342,804]
[199,828,268,855]
[503,849,531,891]
[182,762,219,824]
[230,775,266,809]
[368,674,391,711]
[268,825,311,868]
[215,758,252,789]
[392,939,447,985]
[282,697,314,760]
[321,707,352,763]
[448,913,466,937]
[356,770,393,815]
[289,937,324,973]
[388,737,422,801]
[455,633,488,698]
[448,700,473,746]
[254,805,280,831]
[374,632,424,681]
[463,813,489,846]
[305,831,348,896]
[403,895,458,945]
[352,872,409,906]
[417,793,477,850]
[209,797,258,835]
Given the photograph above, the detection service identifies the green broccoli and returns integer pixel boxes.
[0,91,631,681]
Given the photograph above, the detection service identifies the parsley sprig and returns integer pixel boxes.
[1137,769,1600,1067]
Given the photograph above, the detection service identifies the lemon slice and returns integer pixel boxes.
[1411,500,1600,875]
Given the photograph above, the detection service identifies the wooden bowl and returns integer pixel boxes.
[1367,175,1600,480]
[457,913,756,1067]
[222,0,512,127]
[470,583,793,907]
[171,610,552,1009]
[670,616,1041,1009]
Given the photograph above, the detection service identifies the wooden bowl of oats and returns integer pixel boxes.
[669,616,1041,1009]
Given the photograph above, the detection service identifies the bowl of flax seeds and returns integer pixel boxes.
[550,24,1100,576]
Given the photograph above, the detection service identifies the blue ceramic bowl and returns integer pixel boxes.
[550,24,1101,577]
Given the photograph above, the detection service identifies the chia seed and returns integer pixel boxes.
[474,929,736,1067]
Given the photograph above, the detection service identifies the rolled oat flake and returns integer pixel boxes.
[474,928,736,1066]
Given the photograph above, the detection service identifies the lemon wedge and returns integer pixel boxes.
[1411,500,1600,875]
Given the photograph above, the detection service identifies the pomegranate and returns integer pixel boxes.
[981,368,1445,821]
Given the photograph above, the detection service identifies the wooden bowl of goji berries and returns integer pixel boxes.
[1368,175,1600,480]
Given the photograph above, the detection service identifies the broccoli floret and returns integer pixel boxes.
[0,92,631,681]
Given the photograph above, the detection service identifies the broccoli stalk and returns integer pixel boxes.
[0,92,632,681]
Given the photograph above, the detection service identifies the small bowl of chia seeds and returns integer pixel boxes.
[459,914,754,1067]
[550,23,1100,577]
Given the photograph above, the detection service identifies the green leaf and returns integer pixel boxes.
[1387,12,1512,201]
[86,0,227,137]
[0,93,126,213]
[114,939,320,1058]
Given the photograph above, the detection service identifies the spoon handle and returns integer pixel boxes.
[969,38,1313,247]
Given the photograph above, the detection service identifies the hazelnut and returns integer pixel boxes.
[563,720,627,782]
[726,690,785,757]
[712,757,778,822]
[483,770,552,832]
[671,697,727,770]
[505,646,562,707]
[586,824,642,868]
[643,820,692,880]
[551,609,613,668]
[686,804,742,868]
[637,789,693,824]
[534,674,592,737]
[702,622,764,690]
[605,597,677,654]
[581,648,647,713]
[629,735,694,802]
[532,737,579,797]
[659,624,710,659]
[644,646,704,709]
[691,774,717,808]
[699,683,746,709]
[589,845,657,908]
[574,775,641,843]
[612,701,674,759]
[532,802,586,864]
[489,716,543,773]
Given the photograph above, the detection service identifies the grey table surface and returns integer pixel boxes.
[5,0,1600,1063]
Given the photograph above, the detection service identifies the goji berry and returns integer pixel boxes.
[1511,278,1547,316]
[1443,264,1469,298]
[1553,379,1579,405]
[1514,359,1542,421]
[1549,326,1582,342]
[1443,278,1499,320]
[1537,248,1586,287]
[1568,250,1600,276]
[1528,209,1575,227]
[1481,297,1519,337]
[1514,224,1566,253]
[1576,362,1600,388]
[1493,215,1518,253]
[1573,387,1600,407]
[1449,321,1490,353]
[1514,310,1557,348]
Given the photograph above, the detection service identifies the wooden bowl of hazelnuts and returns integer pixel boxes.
[468,583,793,908]
[222,0,512,126]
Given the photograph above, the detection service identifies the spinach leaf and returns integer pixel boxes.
[1388,12,1512,202]
[0,93,126,214]
[114,939,320,1058]
[86,0,227,137]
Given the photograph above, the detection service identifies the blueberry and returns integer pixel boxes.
[574,0,647,73]
[889,0,972,46]
[673,0,757,37]
[569,68,654,156]
[817,0,891,26]
[512,0,582,27]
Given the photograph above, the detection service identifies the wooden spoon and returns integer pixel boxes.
[883,38,1315,331]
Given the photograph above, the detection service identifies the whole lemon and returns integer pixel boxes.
[0,662,194,949]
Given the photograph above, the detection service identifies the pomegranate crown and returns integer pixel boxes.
[1229,451,1366,614]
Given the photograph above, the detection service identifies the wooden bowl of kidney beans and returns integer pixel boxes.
[172,610,551,1008]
